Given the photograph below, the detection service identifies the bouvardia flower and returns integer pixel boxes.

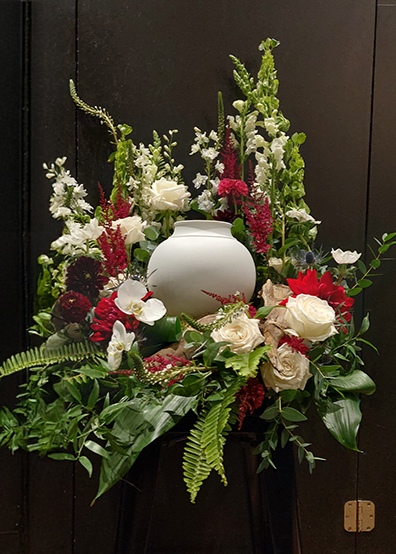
[115,280,166,325]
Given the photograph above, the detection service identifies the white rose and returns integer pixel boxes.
[112,215,145,245]
[211,313,264,354]
[331,248,361,265]
[261,343,312,392]
[149,178,191,211]
[285,294,337,342]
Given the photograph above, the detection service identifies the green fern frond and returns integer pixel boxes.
[0,341,105,378]
[183,409,212,503]
[69,79,118,144]
[201,378,245,483]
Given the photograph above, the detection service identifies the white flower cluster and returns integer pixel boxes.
[45,157,93,220]
[51,218,104,256]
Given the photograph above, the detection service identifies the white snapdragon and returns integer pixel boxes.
[270,134,289,171]
[264,117,278,137]
[107,321,135,370]
[245,113,258,156]
[209,130,219,141]
[209,177,220,195]
[115,280,166,326]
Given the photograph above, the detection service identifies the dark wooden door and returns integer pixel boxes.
[1,1,396,552]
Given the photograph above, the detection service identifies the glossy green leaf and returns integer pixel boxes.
[328,370,376,395]
[316,395,362,451]
[255,306,275,319]
[79,456,93,477]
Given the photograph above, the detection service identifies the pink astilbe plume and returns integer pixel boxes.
[98,184,132,222]
[144,354,191,386]
[244,195,273,255]
[220,125,241,179]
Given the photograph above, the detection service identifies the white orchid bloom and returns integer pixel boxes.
[115,280,166,325]
[331,248,361,265]
[107,320,135,370]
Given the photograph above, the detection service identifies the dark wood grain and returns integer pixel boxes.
[356,5,396,554]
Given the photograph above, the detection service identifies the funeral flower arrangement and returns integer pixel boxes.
[0,39,393,503]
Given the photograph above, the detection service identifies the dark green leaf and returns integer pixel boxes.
[133,248,151,263]
[281,428,289,448]
[260,404,279,420]
[64,381,82,403]
[347,287,362,297]
[316,395,362,451]
[255,306,275,319]
[328,370,376,395]
[85,440,110,459]
[370,259,381,269]
[359,314,370,336]
[48,452,75,461]
[87,379,100,409]
[357,260,367,274]
[281,407,307,422]
[357,279,373,289]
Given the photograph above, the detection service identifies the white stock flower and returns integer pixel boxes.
[51,218,104,253]
[331,248,361,265]
[201,147,219,161]
[112,215,145,245]
[215,161,225,175]
[285,294,337,342]
[286,207,321,225]
[107,320,135,370]
[115,280,166,326]
[149,178,190,211]
[192,173,208,189]
[260,343,312,392]
[211,313,264,354]
[197,189,215,212]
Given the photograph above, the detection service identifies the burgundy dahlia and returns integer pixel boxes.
[58,291,92,324]
[66,256,109,297]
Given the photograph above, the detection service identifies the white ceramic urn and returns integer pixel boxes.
[147,220,256,317]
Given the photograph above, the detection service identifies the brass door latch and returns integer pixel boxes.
[344,500,375,532]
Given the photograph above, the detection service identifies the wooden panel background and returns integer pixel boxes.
[1,0,396,552]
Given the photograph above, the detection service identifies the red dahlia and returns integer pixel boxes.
[286,269,354,322]
[66,256,109,297]
[58,291,91,323]
[90,292,138,342]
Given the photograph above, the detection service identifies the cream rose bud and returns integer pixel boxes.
[331,248,361,265]
[285,294,337,342]
[112,215,145,245]
[149,178,191,211]
[261,343,312,393]
[211,313,264,354]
